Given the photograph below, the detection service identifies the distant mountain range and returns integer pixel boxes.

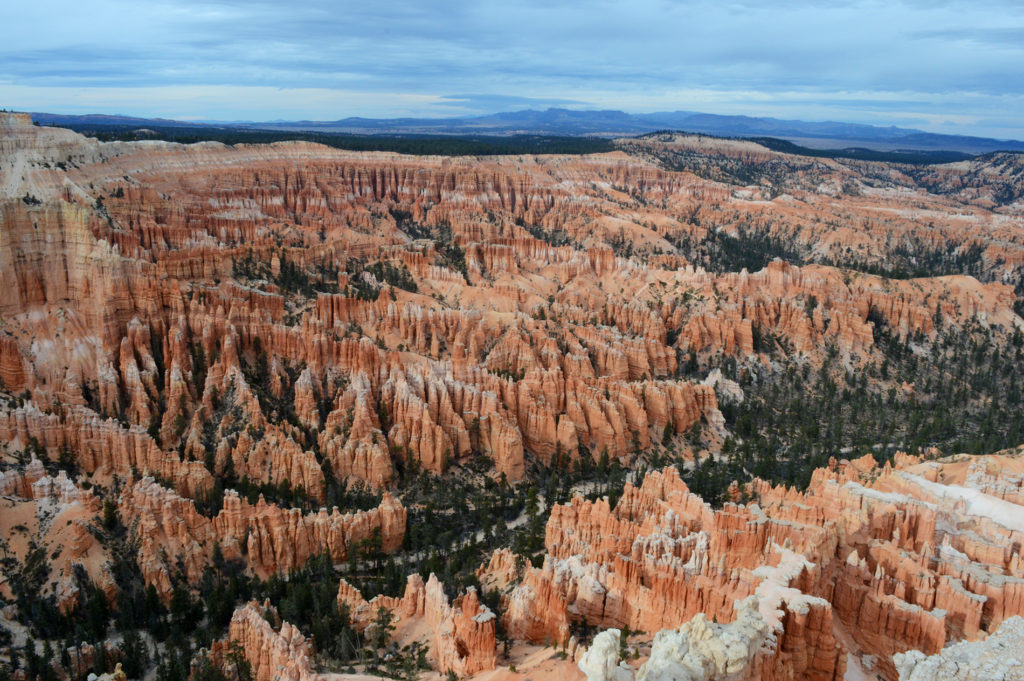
[29,108,1024,155]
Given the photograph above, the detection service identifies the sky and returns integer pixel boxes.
[2,0,1023,139]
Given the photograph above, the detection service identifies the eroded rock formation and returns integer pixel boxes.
[119,477,405,593]
[492,466,844,680]
[3,111,1024,681]
[478,451,1024,681]
[336,573,497,675]
[226,601,316,681]
[6,110,1021,501]
[894,615,1024,681]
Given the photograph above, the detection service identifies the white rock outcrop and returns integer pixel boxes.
[635,597,768,681]
[894,615,1024,681]
[579,629,634,681]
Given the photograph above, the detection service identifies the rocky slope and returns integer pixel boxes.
[0,457,112,613]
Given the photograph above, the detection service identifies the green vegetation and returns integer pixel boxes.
[744,137,973,165]
[681,319,1024,505]
[60,124,616,156]
[669,227,804,274]
[344,257,418,300]
[233,249,339,296]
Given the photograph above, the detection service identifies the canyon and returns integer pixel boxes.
[1,111,1024,681]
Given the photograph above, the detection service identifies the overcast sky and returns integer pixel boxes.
[2,0,1023,139]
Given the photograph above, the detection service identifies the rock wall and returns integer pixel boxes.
[119,478,405,595]
[0,405,213,496]
[226,601,316,681]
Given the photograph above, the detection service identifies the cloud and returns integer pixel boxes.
[435,94,592,115]
[0,83,449,120]
[0,0,1022,138]
[912,26,1024,47]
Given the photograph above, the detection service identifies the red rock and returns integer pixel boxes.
[118,477,406,595]
[226,601,316,681]
[336,573,497,675]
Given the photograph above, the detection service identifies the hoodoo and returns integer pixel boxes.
[2,112,1024,681]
